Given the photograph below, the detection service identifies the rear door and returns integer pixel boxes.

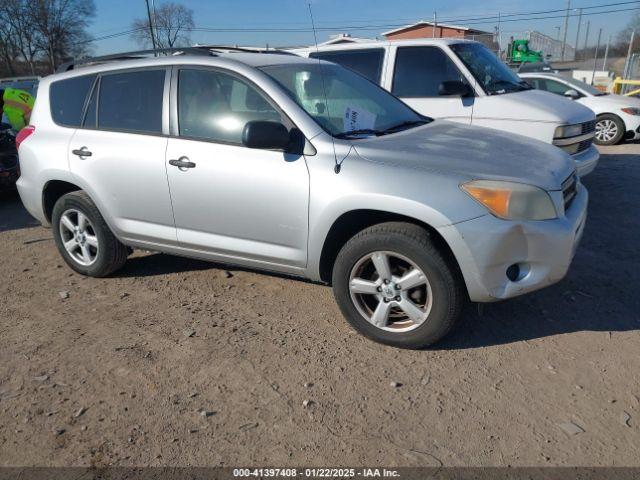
[164,67,310,269]
[387,45,474,124]
[69,68,176,245]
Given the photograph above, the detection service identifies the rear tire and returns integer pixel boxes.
[594,114,625,145]
[52,191,128,277]
[332,222,465,349]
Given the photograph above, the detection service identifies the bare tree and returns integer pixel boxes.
[131,2,194,50]
[1,0,43,74]
[31,0,96,72]
[615,13,640,55]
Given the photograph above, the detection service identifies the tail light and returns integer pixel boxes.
[16,125,36,150]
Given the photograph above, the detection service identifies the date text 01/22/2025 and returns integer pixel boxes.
[232,468,400,477]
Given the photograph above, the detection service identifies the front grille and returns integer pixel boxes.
[581,120,596,134]
[562,172,578,211]
[576,139,592,154]
[558,121,595,155]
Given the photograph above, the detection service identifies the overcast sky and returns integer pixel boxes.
[89,0,638,54]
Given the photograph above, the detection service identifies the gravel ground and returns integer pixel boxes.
[0,144,638,467]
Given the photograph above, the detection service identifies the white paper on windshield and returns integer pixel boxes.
[343,105,376,132]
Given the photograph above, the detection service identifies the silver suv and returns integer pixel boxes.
[16,48,588,348]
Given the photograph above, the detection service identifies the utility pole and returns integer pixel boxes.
[433,12,437,38]
[561,0,571,61]
[144,0,158,54]
[592,28,602,85]
[497,12,502,58]
[602,34,611,71]
[555,26,561,41]
[151,0,160,49]
[583,20,590,54]
[574,8,582,60]
[623,30,636,79]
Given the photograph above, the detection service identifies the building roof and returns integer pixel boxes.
[382,20,490,37]
[319,34,377,46]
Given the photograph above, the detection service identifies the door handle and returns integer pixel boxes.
[72,147,92,157]
[169,157,196,169]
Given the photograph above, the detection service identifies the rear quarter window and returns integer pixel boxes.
[49,75,96,127]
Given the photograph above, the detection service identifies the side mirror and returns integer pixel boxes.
[438,81,472,97]
[242,121,291,151]
[564,89,581,100]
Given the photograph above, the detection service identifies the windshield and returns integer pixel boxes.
[450,43,530,95]
[260,63,427,137]
[563,76,607,96]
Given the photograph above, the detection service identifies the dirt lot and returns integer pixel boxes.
[0,144,639,468]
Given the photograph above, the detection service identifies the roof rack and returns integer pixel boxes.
[194,44,295,55]
[56,47,218,73]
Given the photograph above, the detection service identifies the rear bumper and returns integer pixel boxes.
[572,145,599,177]
[438,183,588,302]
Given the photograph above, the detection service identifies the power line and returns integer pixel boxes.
[78,1,640,45]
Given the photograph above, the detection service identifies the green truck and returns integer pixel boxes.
[509,39,544,64]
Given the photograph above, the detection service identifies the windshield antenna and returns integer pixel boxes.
[308,3,341,174]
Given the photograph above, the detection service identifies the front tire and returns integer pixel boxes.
[52,191,128,277]
[332,222,465,349]
[594,114,625,145]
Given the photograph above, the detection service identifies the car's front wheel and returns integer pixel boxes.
[594,114,625,145]
[332,222,465,349]
[52,191,128,277]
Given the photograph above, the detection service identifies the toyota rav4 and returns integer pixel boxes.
[16,48,588,348]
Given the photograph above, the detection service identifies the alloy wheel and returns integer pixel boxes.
[595,119,619,143]
[59,209,99,266]
[348,251,433,332]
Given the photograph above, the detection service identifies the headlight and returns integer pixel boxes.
[554,124,582,138]
[621,107,640,116]
[461,180,557,220]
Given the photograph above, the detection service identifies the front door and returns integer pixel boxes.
[165,67,309,269]
[387,46,474,124]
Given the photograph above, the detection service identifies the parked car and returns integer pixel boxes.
[521,72,640,145]
[0,124,19,191]
[17,48,588,348]
[0,77,40,191]
[292,39,599,177]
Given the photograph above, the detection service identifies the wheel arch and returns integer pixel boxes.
[316,209,463,285]
[42,180,82,223]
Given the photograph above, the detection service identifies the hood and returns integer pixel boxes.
[478,89,595,124]
[351,120,576,191]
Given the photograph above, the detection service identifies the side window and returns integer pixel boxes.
[309,49,385,83]
[392,47,466,98]
[540,79,572,96]
[50,75,96,127]
[98,69,165,134]
[178,69,284,144]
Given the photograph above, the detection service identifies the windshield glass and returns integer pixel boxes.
[450,43,530,95]
[260,63,426,137]
[563,76,607,96]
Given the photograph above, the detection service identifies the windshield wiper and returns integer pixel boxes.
[380,119,430,134]
[334,129,383,139]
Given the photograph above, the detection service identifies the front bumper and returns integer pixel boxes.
[438,182,588,302]
[572,145,599,177]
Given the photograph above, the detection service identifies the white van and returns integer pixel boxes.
[292,39,599,177]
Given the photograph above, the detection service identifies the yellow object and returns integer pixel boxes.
[2,88,35,130]
[610,77,640,97]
